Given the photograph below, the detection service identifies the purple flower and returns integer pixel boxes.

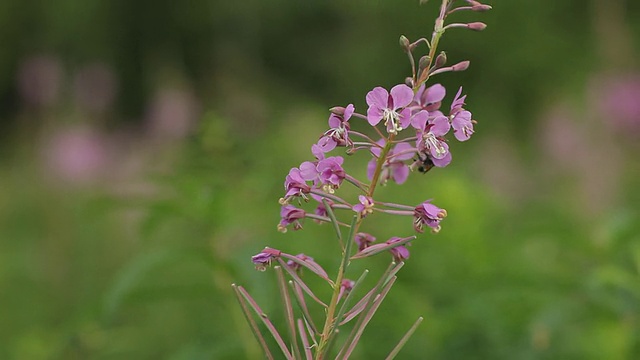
[412,83,446,114]
[338,278,355,302]
[311,193,334,222]
[252,247,282,271]
[450,87,467,115]
[451,110,474,141]
[300,156,345,192]
[318,104,354,153]
[412,111,452,167]
[284,167,311,199]
[414,200,447,233]
[352,195,375,217]
[367,140,415,185]
[354,232,376,251]
[278,205,306,232]
[386,237,411,262]
[366,84,414,134]
[286,253,313,271]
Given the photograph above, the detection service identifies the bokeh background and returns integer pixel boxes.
[1,0,639,358]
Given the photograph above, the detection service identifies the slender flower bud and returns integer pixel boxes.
[329,106,346,116]
[404,77,414,88]
[452,60,470,72]
[472,4,492,11]
[418,55,430,71]
[435,51,447,68]
[399,35,411,53]
[467,22,487,31]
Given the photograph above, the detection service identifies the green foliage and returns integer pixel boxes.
[1,0,639,359]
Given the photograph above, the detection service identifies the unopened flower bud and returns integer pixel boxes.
[405,77,414,88]
[418,55,430,71]
[435,51,447,68]
[329,106,345,116]
[466,22,487,31]
[472,4,492,11]
[452,60,470,71]
[399,35,411,52]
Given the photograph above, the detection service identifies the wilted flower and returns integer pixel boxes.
[283,167,311,201]
[353,195,375,217]
[287,253,314,272]
[278,205,306,232]
[386,237,411,262]
[251,248,282,271]
[338,279,356,302]
[414,200,447,233]
[354,232,376,251]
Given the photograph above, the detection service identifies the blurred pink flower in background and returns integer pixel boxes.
[43,126,114,185]
[590,73,640,136]
[72,62,118,114]
[145,88,199,141]
[17,55,63,108]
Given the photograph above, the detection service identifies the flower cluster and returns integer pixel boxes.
[238,1,491,358]
[274,81,475,253]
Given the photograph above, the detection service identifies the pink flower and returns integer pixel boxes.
[317,104,355,153]
[352,195,375,217]
[366,84,414,134]
[412,111,452,167]
[284,167,311,199]
[386,237,411,262]
[412,83,446,114]
[367,139,415,185]
[354,232,376,251]
[278,205,306,232]
[414,200,447,233]
[451,110,474,141]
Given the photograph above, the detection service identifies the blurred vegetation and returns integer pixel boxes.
[1,0,640,359]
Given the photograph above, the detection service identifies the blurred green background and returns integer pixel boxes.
[1,0,640,359]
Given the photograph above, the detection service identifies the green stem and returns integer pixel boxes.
[416,0,449,89]
[315,134,396,359]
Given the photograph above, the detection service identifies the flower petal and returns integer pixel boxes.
[423,83,446,104]
[392,142,416,161]
[390,84,414,109]
[366,87,389,108]
[411,110,429,130]
[430,115,451,136]
[391,162,410,184]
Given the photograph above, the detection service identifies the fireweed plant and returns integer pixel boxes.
[232,1,490,358]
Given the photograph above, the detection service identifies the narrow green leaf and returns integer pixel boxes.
[297,319,313,360]
[289,281,319,335]
[335,269,369,326]
[322,198,343,248]
[385,317,424,360]
[277,258,328,308]
[234,285,294,359]
[231,284,274,360]
[275,267,301,359]
[340,276,397,359]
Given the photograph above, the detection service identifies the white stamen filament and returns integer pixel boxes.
[424,133,447,157]
[383,108,403,134]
